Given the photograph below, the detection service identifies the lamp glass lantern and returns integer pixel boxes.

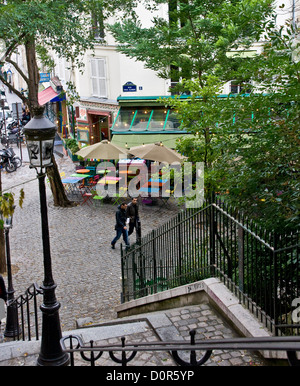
[23,108,56,170]
[0,205,15,230]
[3,211,14,230]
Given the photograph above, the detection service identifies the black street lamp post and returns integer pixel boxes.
[24,107,69,366]
[0,208,19,338]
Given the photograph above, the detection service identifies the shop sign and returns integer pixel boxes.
[39,73,51,83]
[79,107,88,121]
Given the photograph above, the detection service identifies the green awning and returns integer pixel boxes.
[111,133,193,149]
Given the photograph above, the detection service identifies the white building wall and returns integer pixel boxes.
[70,2,171,101]
[48,0,297,115]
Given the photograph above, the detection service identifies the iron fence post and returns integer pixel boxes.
[120,244,125,303]
[152,234,157,293]
[273,233,279,336]
[136,219,141,244]
[238,226,245,293]
[209,204,216,276]
[178,212,183,284]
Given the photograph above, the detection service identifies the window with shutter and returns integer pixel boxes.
[91,58,107,98]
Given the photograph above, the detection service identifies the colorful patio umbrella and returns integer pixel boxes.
[75,140,128,160]
[128,142,187,164]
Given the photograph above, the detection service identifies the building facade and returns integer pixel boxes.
[53,3,177,149]
[9,0,294,151]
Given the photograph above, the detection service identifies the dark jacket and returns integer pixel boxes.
[115,205,127,229]
[126,202,139,223]
[0,275,7,302]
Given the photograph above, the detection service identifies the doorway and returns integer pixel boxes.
[89,112,110,144]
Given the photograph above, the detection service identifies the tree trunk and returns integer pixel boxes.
[25,38,40,112]
[24,37,75,207]
[46,156,76,207]
[0,171,7,274]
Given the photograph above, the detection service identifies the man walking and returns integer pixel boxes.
[126,197,140,236]
[111,202,130,249]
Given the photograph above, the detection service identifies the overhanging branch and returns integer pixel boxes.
[0,33,26,63]
[6,57,29,84]
[0,73,28,105]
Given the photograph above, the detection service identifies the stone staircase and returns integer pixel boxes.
[0,279,287,366]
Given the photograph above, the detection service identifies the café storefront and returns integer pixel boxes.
[110,96,190,149]
[75,98,119,146]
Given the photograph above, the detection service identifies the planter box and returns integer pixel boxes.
[67,148,79,162]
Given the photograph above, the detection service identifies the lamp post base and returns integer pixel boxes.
[36,304,70,366]
[4,302,20,338]
[37,286,69,367]
[37,352,70,367]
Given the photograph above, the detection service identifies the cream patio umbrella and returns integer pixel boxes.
[76,139,128,160]
[128,142,187,164]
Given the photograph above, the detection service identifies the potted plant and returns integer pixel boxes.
[65,138,80,162]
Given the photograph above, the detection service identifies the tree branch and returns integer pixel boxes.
[0,33,26,63]
[0,73,28,105]
[6,57,29,84]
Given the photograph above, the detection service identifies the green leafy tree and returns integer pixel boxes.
[109,0,273,85]
[214,21,300,232]
[109,1,299,231]
[0,0,134,206]
[109,0,274,195]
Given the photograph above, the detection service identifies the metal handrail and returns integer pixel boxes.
[60,330,300,366]
[9,283,43,341]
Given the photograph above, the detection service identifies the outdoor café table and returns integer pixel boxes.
[70,173,92,178]
[139,186,160,195]
[119,170,137,175]
[98,176,122,185]
[96,169,112,175]
[62,176,85,196]
[76,169,90,174]
[143,178,168,187]
[70,173,93,188]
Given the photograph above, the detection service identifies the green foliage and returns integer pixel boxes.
[109,0,274,87]
[0,189,24,229]
[212,21,300,232]
[0,0,138,103]
[110,1,299,232]
[65,138,80,154]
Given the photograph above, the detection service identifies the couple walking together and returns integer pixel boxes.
[111,197,139,249]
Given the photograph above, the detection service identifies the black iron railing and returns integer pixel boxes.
[60,330,300,366]
[121,203,300,336]
[8,283,43,341]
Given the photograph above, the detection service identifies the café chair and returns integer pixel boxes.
[93,194,105,207]
[112,186,127,206]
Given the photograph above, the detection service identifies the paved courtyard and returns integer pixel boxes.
[0,145,276,367]
[1,145,181,331]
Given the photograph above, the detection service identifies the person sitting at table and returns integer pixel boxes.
[126,197,140,237]
[111,202,130,249]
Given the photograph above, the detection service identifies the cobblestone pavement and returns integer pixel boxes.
[1,145,182,330]
[0,305,268,366]
[81,305,268,367]
[0,146,272,366]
